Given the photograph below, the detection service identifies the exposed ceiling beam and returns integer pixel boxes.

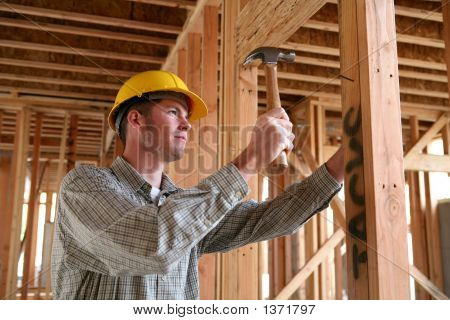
[127,0,197,10]
[258,70,449,98]
[0,95,110,108]
[0,73,121,90]
[281,42,447,71]
[0,40,165,64]
[0,85,115,101]
[0,57,135,78]
[326,0,443,22]
[303,19,445,49]
[0,2,182,34]
[0,17,175,46]
[236,0,328,62]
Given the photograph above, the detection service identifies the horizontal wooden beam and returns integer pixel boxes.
[0,73,121,90]
[0,85,115,102]
[0,57,134,78]
[282,42,448,71]
[127,0,196,10]
[0,40,165,64]
[0,95,110,108]
[404,153,450,172]
[274,229,345,300]
[0,17,175,46]
[0,2,182,34]
[304,19,445,49]
[326,0,443,22]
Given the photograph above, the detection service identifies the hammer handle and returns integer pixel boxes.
[264,63,288,173]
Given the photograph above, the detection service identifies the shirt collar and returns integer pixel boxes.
[111,156,179,194]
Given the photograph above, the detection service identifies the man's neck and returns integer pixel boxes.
[122,150,164,189]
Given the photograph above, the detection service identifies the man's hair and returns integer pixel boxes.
[118,99,160,147]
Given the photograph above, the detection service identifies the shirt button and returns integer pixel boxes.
[161,276,166,281]
[236,191,243,198]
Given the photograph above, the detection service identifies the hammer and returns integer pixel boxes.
[243,47,296,173]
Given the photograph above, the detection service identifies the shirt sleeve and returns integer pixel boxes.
[197,164,342,255]
[55,163,248,276]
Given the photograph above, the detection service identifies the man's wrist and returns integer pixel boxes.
[231,146,259,181]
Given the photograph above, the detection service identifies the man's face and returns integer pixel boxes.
[139,99,191,163]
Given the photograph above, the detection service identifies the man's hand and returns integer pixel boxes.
[232,108,295,181]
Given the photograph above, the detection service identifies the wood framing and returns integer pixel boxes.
[235,0,328,62]
[407,116,430,300]
[339,0,409,299]
[21,113,43,299]
[198,5,219,300]
[6,107,30,299]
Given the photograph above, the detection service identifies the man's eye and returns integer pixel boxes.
[169,110,177,115]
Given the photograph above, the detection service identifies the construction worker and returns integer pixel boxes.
[51,70,344,299]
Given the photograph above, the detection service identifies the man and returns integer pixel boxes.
[52,70,344,299]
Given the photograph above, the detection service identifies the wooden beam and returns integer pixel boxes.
[0,148,13,298]
[0,96,110,109]
[236,0,327,62]
[327,0,443,22]
[407,116,430,300]
[162,0,210,71]
[0,73,121,90]
[6,107,30,298]
[0,58,133,79]
[304,103,319,300]
[198,5,219,300]
[0,85,115,102]
[423,146,445,291]
[304,19,446,49]
[282,42,448,71]
[21,113,43,299]
[404,114,449,160]
[410,265,449,300]
[0,2,181,34]
[66,115,78,172]
[339,0,409,299]
[274,229,345,300]
[404,153,450,172]
[0,17,175,46]
[127,0,196,9]
[0,40,165,64]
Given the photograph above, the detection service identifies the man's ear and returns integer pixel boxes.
[127,110,143,129]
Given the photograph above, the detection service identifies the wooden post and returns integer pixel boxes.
[0,149,13,299]
[66,115,78,171]
[423,147,444,291]
[6,107,30,299]
[407,116,430,299]
[183,32,202,189]
[219,0,259,299]
[21,113,43,299]
[304,102,319,300]
[99,112,108,167]
[339,0,409,299]
[44,113,69,297]
[198,5,219,300]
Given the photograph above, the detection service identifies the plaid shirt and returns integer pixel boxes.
[51,156,341,299]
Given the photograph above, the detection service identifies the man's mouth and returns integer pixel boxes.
[174,136,186,141]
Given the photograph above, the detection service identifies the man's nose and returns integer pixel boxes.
[179,117,192,131]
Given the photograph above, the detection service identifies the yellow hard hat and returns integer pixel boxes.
[108,70,208,133]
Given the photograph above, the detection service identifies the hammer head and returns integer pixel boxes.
[242,47,295,66]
